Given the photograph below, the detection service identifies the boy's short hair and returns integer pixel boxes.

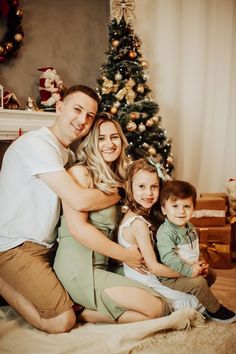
[160,180,197,207]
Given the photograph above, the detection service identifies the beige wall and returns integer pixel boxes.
[0,0,109,108]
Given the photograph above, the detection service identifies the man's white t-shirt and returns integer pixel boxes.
[0,127,74,251]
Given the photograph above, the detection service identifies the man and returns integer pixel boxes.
[0,85,142,333]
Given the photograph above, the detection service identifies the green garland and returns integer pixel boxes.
[0,0,24,63]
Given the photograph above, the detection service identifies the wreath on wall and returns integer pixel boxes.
[0,0,24,63]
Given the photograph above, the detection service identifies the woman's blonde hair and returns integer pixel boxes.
[76,113,129,194]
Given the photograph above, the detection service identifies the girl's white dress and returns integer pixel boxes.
[118,215,205,312]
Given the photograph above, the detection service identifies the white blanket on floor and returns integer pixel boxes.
[0,306,204,354]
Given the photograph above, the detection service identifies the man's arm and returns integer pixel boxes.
[39,170,120,212]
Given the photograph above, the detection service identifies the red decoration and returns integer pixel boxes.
[38,67,65,110]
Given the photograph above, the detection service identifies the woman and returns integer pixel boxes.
[53,113,171,324]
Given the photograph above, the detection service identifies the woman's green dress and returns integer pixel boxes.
[53,205,169,320]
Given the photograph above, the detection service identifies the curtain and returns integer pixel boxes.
[134,0,236,193]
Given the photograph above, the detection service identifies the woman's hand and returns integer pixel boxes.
[123,245,144,268]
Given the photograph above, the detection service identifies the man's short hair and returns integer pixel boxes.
[62,85,100,105]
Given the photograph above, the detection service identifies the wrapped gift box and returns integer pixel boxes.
[191,197,226,227]
[196,225,232,269]
[200,192,228,200]
[231,221,236,259]
[200,192,230,215]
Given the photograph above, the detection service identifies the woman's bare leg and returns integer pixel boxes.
[78,287,165,324]
[0,277,76,333]
[104,286,165,323]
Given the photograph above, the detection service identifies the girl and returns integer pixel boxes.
[53,114,171,324]
[118,158,204,312]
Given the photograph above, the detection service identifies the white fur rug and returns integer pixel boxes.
[132,320,236,354]
[0,306,235,354]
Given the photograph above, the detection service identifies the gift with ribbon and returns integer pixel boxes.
[197,225,232,269]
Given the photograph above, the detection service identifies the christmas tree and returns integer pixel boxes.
[97,0,174,174]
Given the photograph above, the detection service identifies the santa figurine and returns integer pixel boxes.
[37,67,64,111]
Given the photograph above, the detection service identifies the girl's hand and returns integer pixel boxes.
[123,245,144,268]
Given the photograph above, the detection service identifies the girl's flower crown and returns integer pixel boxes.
[146,156,172,182]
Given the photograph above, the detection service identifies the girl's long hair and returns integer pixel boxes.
[126,159,165,231]
[76,113,129,194]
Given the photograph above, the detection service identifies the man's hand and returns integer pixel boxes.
[123,245,144,268]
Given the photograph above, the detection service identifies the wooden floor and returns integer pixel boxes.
[211,260,236,312]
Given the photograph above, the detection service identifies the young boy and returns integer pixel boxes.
[156,180,236,324]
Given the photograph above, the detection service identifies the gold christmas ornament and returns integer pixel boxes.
[0,46,4,54]
[148,146,157,156]
[138,123,146,133]
[129,51,137,59]
[141,59,149,69]
[116,79,136,104]
[152,116,159,123]
[14,33,23,42]
[167,155,173,164]
[142,142,149,149]
[146,118,154,127]
[111,0,135,25]
[126,121,137,131]
[112,39,120,48]
[110,106,118,114]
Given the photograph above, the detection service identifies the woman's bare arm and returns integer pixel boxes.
[61,165,143,267]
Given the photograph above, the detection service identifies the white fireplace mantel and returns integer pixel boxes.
[0,109,58,140]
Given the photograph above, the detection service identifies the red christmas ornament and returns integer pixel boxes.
[129,51,137,59]
[130,112,137,120]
